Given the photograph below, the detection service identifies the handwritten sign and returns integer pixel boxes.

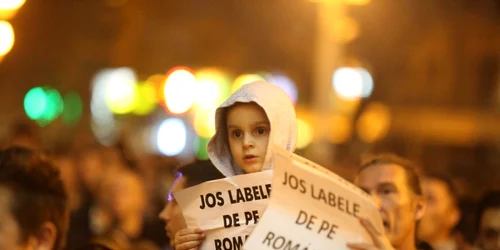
[174,170,272,250]
[243,146,384,250]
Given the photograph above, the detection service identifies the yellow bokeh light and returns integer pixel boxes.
[0,0,25,19]
[133,82,157,115]
[164,68,196,114]
[331,16,359,43]
[296,118,314,149]
[328,115,352,144]
[146,74,166,102]
[343,0,371,5]
[193,108,216,138]
[231,74,264,93]
[195,68,230,110]
[357,102,391,143]
[105,68,137,114]
[0,0,25,9]
[0,21,15,57]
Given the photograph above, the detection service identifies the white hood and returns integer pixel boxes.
[207,81,297,177]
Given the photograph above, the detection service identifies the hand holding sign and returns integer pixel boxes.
[174,228,205,250]
[346,218,395,250]
[174,171,272,250]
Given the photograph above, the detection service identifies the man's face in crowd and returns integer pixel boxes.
[0,186,31,250]
[477,207,500,250]
[418,177,459,242]
[355,163,424,247]
[159,175,188,247]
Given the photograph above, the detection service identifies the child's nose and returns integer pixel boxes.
[243,135,254,148]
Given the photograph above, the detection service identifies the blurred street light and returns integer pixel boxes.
[0,21,14,57]
[0,0,25,19]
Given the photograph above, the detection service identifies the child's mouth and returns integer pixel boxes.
[243,155,258,163]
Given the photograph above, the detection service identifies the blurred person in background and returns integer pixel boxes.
[78,145,108,200]
[454,199,478,250]
[136,154,177,248]
[89,167,158,250]
[474,190,500,250]
[348,154,427,250]
[418,174,463,250]
[0,147,68,250]
[53,151,92,250]
[4,121,41,150]
[159,160,224,250]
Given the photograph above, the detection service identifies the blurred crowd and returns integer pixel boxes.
[1,121,177,250]
[0,120,498,250]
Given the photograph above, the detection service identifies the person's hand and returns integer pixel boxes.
[174,227,205,250]
[347,218,395,250]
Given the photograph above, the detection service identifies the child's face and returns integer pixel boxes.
[226,102,270,173]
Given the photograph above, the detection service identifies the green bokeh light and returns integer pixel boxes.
[62,92,83,125]
[193,136,210,160]
[24,87,47,120]
[24,86,67,126]
[41,88,64,121]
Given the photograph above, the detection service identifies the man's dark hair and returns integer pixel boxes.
[176,160,225,188]
[0,147,68,250]
[358,153,423,195]
[475,190,500,233]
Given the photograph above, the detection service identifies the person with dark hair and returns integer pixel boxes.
[0,147,69,250]
[158,160,224,250]
[474,190,500,250]
[347,154,427,250]
[6,121,40,150]
[418,174,462,250]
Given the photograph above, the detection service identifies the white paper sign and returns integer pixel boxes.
[174,170,272,250]
[243,146,384,250]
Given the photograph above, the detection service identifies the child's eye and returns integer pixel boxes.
[232,130,242,138]
[255,127,268,135]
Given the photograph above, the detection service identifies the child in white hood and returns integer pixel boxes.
[173,80,298,250]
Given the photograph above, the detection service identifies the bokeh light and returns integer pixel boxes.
[194,68,230,110]
[0,0,25,9]
[24,87,47,120]
[157,118,187,156]
[104,67,137,114]
[164,67,196,114]
[147,74,166,105]
[358,67,374,97]
[231,74,265,93]
[193,136,210,160]
[328,115,352,144]
[193,107,216,138]
[91,69,118,145]
[39,88,64,123]
[265,73,298,104]
[24,86,64,126]
[91,69,114,118]
[296,118,314,149]
[91,117,118,146]
[333,67,373,99]
[62,92,83,125]
[331,16,359,43]
[357,102,391,143]
[133,82,157,115]
[343,0,371,5]
[0,21,15,57]
[0,0,25,19]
